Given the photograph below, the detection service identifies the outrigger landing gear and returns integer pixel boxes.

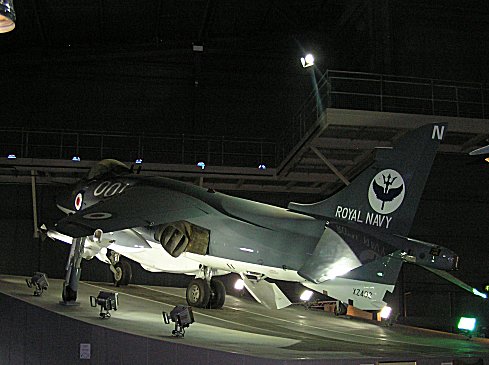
[185,266,226,309]
[108,250,132,287]
[334,301,348,316]
[60,236,86,305]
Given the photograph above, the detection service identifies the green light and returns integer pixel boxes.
[472,288,487,299]
[458,317,477,331]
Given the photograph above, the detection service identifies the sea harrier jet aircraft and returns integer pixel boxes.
[46,123,485,313]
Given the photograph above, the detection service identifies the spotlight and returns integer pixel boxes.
[162,305,195,337]
[234,279,245,290]
[7,154,16,159]
[72,156,81,162]
[258,164,266,170]
[458,316,479,338]
[197,161,205,170]
[25,272,49,296]
[379,305,392,319]
[300,289,313,302]
[135,158,143,164]
[0,0,16,33]
[458,317,476,331]
[90,291,119,319]
[300,54,314,68]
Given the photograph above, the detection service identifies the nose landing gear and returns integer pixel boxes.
[108,251,132,287]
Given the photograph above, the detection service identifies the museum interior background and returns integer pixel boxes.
[1,0,488,333]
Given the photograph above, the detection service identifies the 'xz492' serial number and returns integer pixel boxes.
[353,288,372,299]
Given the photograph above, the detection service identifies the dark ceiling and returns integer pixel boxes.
[2,1,489,139]
[0,0,341,137]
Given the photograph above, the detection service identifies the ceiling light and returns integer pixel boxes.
[301,53,314,68]
[0,0,16,33]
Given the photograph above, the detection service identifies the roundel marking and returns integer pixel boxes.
[74,192,83,211]
[83,212,112,220]
[368,169,405,214]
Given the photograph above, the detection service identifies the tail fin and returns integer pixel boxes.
[288,123,446,236]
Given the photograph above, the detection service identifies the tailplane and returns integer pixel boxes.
[303,253,404,311]
[288,123,446,236]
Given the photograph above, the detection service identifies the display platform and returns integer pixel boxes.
[0,274,488,365]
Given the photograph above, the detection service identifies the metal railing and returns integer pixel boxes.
[277,69,489,164]
[328,70,488,118]
[0,128,277,168]
[2,71,488,170]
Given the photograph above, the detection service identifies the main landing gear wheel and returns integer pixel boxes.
[207,279,226,309]
[62,285,77,302]
[186,278,211,308]
[113,260,132,287]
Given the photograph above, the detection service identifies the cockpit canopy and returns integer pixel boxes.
[87,159,131,180]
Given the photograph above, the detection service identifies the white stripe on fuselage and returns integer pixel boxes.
[57,204,75,215]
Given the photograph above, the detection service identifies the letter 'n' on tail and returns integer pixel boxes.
[288,123,447,236]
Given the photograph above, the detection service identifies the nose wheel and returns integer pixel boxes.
[113,260,132,287]
[107,250,132,287]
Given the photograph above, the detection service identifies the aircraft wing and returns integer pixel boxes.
[420,265,488,299]
[55,185,210,238]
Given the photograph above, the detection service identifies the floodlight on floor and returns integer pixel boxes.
[0,0,15,33]
[26,272,49,296]
[300,54,314,68]
[90,291,119,319]
[163,305,195,337]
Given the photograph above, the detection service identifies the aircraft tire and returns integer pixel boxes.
[114,260,132,287]
[62,285,77,302]
[186,278,211,308]
[207,279,226,309]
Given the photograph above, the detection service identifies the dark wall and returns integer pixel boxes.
[3,3,489,141]
[328,1,489,82]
